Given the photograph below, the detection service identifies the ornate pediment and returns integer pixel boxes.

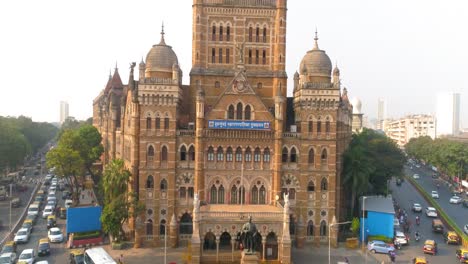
[223,67,256,95]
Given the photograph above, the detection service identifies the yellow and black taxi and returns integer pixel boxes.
[423,239,438,255]
[69,249,84,264]
[412,256,427,264]
[21,219,34,233]
[443,231,461,245]
[456,248,468,263]
[59,207,67,219]
[0,241,16,254]
[47,215,57,229]
[37,238,50,256]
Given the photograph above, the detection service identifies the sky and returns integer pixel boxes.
[0,0,466,127]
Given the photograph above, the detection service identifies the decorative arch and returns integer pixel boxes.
[281,147,288,162]
[320,220,327,236]
[308,148,315,164]
[179,144,187,161]
[321,178,328,191]
[147,145,155,157]
[244,105,251,120]
[179,213,193,235]
[161,145,168,162]
[146,175,154,189]
[290,146,298,163]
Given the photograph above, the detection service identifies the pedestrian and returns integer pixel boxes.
[118,254,124,264]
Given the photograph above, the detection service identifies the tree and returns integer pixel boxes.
[75,125,103,181]
[0,122,30,173]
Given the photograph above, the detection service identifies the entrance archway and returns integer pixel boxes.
[203,232,216,250]
[265,232,278,260]
[219,232,231,250]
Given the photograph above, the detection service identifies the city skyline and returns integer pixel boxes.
[0,0,467,126]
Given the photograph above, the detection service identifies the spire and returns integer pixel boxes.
[108,69,112,80]
[159,21,166,45]
[313,28,319,50]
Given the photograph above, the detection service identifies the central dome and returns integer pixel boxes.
[299,33,332,79]
[145,31,178,73]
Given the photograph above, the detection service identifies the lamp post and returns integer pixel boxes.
[328,220,352,264]
[362,196,368,264]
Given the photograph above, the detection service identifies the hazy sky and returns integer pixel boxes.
[0,0,466,126]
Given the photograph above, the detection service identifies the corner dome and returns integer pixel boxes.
[299,33,332,79]
[145,30,178,73]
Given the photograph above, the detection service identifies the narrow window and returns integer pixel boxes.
[228,105,235,119]
[317,121,322,134]
[179,187,186,199]
[217,147,224,161]
[219,48,223,63]
[254,148,261,162]
[188,187,194,198]
[164,117,169,130]
[207,146,214,161]
[290,147,297,163]
[160,178,168,191]
[263,27,267,42]
[248,49,252,64]
[189,146,195,161]
[146,176,154,188]
[146,117,152,129]
[180,146,187,161]
[210,185,217,204]
[155,117,160,129]
[218,185,225,204]
[244,105,251,120]
[211,48,216,63]
[255,27,260,42]
[248,27,253,42]
[307,181,315,192]
[212,25,216,41]
[321,178,328,191]
[235,147,242,162]
[263,148,270,162]
[252,186,258,204]
[257,82,262,89]
[245,147,252,162]
[321,149,328,165]
[236,102,243,119]
[255,50,259,64]
[161,146,168,162]
[226,48,230,63]
[219,25,223,41]
[147,146,154,160]
[282,147,288,163]
[308,149,314,164]
[262,50,266,65]
[320,221,327,236]
[326,120,331,134]
[307,221,314,236]
[215,81,220,88]
[230,186,237,204]
[226,147,233,162]
[308,121,313,133]
[226,26,230,41]
[259,185,266,204]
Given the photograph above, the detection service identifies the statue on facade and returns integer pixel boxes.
[235,41,246,64]
[241,216,259,254]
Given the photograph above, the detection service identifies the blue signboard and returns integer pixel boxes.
[208,120,271,130]
[66,206,102,235]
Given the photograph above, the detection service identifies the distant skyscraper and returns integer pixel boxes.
[436,92,460,136]
[377,98,386,130]
[60,101,69,124]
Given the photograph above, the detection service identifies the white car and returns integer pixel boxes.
[48,189,56,196]
[413,174,420,179]
[449,196,462,204]
[42,205,54,219]
[18,249,35,264]
[425,207,438,217]
[65,199,73,209]
[14,228,30,243]
[393,218,400,227]
[394,231,409,245]
[36,261,50,264]
[0,252,17,264]
[47,196,56,202]
[464,224,468,235]
[431,191,439,199]
[412,203,422,212]
[48,227,64,243]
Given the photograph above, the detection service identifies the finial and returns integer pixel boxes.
[115,61,118,70]
[159,21,166,45]
[313,28,319,50]
[109,69,112,80]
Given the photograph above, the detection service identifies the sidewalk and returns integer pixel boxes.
[78,175,96,206]
[105,245,186,264]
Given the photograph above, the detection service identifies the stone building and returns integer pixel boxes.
[93,0,353,262]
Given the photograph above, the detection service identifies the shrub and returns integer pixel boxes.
[73,230,101,240]
[367,235,393,243]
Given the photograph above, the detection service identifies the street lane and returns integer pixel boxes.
[408,164,468,231]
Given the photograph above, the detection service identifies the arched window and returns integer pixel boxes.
[255,27,260,42]
[289,188,296,200]
[255,49,259,64]
[219,232,231,250]
[307,220,314,236]
[155,116,160,129]
[219,48,223,63]
[326,119,331,134]
[160,178,168,191]
[218,185,225,204]
[210,185,217,204]
[263,148,270,162]
[189,146,195,161]
[282,147,288,162]
[161,146,168,162]
[147,146,155,158]
[188,187,194,198]
[263,27,267,42]
[259,185,266,204]
[257,82,263,89]
[146,175,154,188]
[321,149,328,165]
[235,147,242,162]
[212,48,216,63]
[226,48,230,63]
[308,121,313,133]
[248,49,252,64]
[179,213,193,234]
[146,219,153,236]
[160,219,166,235]
[290,147,297,163]
[254,148,261,162]
[212,25,216,41]
[180,146,187,161]
[251,185,258,204]
[226,25,230,41]
[226,147,233,162]
[215,81,220,88]
[262,50,266,64]
[321,178,328,191]
[317,120,322,134]
[228,105,235,119]
[245,147,252,162]
[219,25,223,41]
[238,186,245,204]
[164,117,169,130]
[248,26,253,42]
[217,147,224,161]
[308,149,315,164]
[230,185,238,204]
[207,146,214,161]
[245,105,251,120]
[179,187,186,198]
[320,220,327,236]
[307,181,315,192]
[204,232,216,250]
[146,117,152,129]
[236,102,243,120]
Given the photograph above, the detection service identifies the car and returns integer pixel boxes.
[0,252,17,264]
[393,218,400,227]
[21,220,34,233]
[48,189,56,196]
[464,224,468,235]
[412,256,427,264]
[443,231,461,245]
[423,240,437,255]
[425,207,437,217]
[367,240,395,254]
[416,164,421,168]
[456,248,468,263]
[0,241,16,255]
[412,203,422,212]
[46,215,56,229]
[46,199,56,208]
[431,219,444,233]
[33,196,42,205]
[48,227,64,243]
[65,199,73,209]
[25,214,37,225]
[27,204,40,216]
[431,191,439,199]
[37,238,50,256]
[18,248,35,264]
[69,249,84,264]
[394,231,409,245]
[450,196,462,204]
[413,174,420,179]
[14,228,30,244]
[46,195,56,202]
[36,261,50,264]
[42,205,54,219]
[62,190,71,200]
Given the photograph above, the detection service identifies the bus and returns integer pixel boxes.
[84,247,116,264]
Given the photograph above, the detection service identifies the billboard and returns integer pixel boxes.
[208,120,270,130]
[66,206,102,235]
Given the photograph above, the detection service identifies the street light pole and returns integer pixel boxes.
[328,221,352,264]
[362,196,367,264]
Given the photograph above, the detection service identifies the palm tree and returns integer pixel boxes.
[103,159,130,203]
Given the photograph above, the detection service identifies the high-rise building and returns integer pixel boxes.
[436,92,460,136]
[350,97,364,133]
[384,115,436,148]
[93,1,354,262]
[377,98,386,130]
[59,101,69,124]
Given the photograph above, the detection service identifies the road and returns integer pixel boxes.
[369,176,459,263]
[408,164,468,231]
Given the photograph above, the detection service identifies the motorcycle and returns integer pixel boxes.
[415,232,421,242]
[416,216,420,226]
[389,251,396,263]
[394,241,402,250]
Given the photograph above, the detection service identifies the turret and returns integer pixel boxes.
[139,58,145,81]
[293,71,299,93]
[332,64,340,88]
[172,63,180,84]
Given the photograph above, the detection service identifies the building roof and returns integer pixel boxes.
[145,26,178,73]
[299,31,332,78]
[361,196,394,214]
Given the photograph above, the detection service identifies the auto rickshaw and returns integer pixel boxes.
[444,231,461,245]
[46,215,57,229]
[412,256,427,264]
[423,239,437,255]
[69,248,85,264]
[456,248,468,263]
[59,207,67,219]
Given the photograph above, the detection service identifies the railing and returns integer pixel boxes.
[201,211,283,219]
[177,130,195,137]
[283,132,301,138]
[203,0,276,7]
[204,129,274,139]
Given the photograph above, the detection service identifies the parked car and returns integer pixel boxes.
[14,228,30,244]
[431,219,444,233]
[0,252,17,264]
[412,203,422,212]
[21,220,34,234]
[0,241,16,255]
[367,240,395,254]
[394,231,409,245]
[413,174,420,179]
[425,207,438,217]
[48,227,64,243]
[37,238,50,256]
[423,240,437,255]
[450,196,463,204]
[42,205,54,219]
[443,231,461,245]
[69,249,84,264]
[412,256,427,264]
[18,248,35,264]
[431,191,439,199]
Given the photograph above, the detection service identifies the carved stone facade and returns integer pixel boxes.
[93,0,353,262]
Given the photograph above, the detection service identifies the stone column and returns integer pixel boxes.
[280,194,291,264]
[215,237,220,263]
[262,236,267,261]
[231,238,236,263]
[331,215,338,248]
[134,216,143,248]
[169,214,178,248]
[191,194,202,264]
[296,215,305,248]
